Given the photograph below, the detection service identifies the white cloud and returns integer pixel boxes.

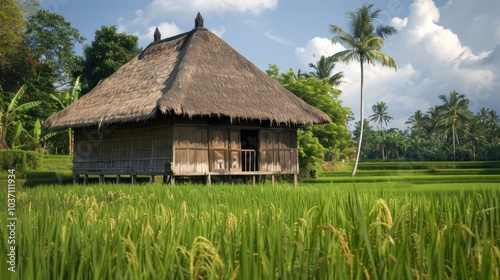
[294,37,344,67]
[129,0,277,27]
[211,26,227,37]
[136,22,183,47]
[263,31,290,45]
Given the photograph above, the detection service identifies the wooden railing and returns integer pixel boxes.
[241,149,257,171]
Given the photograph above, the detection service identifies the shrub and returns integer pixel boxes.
[0,150,41,170]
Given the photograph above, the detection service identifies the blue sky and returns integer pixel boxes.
[43,0,500,129]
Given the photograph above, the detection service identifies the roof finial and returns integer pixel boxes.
[195,12,204,28]
[154,27,161,41]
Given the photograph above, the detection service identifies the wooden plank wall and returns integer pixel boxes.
[259,129,298,173]
[173,126,209,174]
[73,125,172,175]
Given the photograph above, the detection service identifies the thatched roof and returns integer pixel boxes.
[44,18,331,131]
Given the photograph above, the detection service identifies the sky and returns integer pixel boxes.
[42,0,500,130]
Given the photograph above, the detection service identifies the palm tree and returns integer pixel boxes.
[302,55,345,87]
[369,101,393,159]
[405,110,426,135]
[369,101,393,129]
[330,4,397,177]
[438,90,472,160]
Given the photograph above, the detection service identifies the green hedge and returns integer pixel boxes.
[0,150,41,170]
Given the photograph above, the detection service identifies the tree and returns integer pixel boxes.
[81,26,139,92]
[437,90,471,160]
[0,85,41,149]
[369,101,393,129]
[24,9,85,87]
[0,0,26,66]
[330,3,397,177]
[268,65,351,162]
[301,55,345,87]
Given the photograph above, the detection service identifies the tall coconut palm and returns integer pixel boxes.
[369,101,393,129]
[303,55,345,87]
[330,4,397,177]
[438,90,472,160]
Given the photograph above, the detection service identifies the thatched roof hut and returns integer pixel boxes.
[44,14,332,185]
[43,14,330,132]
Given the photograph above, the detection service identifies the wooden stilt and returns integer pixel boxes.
[293,174,298,187]
[99,174,104,184]
[131,174,137,184]
[83,174,89,185]
[116,175,121,184]
[252,175,256,186]
[271,175,275,187]
[73,174,79,185]
[206,175,211,186]
[170,176,175,186]
[149,175,154,183]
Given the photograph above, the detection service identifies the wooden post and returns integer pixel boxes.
[83,174,89,185]
[271,175,275,187]
[149,175,155,183]
[73,174,79,185]
[116,175,121,184]
[252,175,256,186]
[131,174,137,184]
[99,174,104,184]
[170,176,175,186]
[206,175,211,186]
[293,174,298,187]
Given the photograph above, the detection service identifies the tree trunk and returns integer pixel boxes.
[351,59,364,177]
[0,128,9,150]
[452,123,456,160]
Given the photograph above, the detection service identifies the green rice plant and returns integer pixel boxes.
[0,183,499,279]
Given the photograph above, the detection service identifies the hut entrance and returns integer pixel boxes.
[240,130,259,171]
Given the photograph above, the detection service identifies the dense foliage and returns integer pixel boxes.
[80,26,139,93]
[0,5,136,154]
[267,64,352,176]
[356,90,500,161]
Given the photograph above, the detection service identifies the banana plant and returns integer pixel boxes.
[49,76,80,154]
[0,85,42,149]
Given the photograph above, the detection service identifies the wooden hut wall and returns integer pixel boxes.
[73,125,172,175]
[172,125,298,175]
[172,125,209,174]
[259,129,298,173]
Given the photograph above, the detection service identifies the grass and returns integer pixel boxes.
[1,182,499,279]
[1,158,499,279]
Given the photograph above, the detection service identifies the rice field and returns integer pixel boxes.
[1,182,499,279]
